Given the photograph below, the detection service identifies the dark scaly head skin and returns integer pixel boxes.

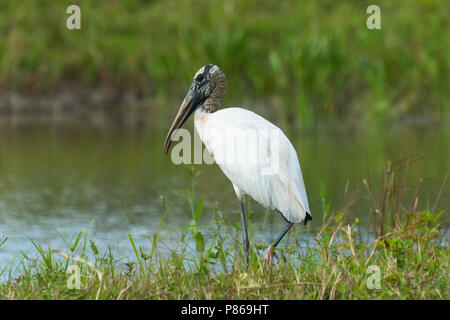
[196,64,227,113]
[164,64,227,154]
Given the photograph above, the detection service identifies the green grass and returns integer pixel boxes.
[0,0,449,126]
[0,165,448,299]
[0,208,447,299]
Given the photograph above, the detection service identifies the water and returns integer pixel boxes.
[0,117,448,270]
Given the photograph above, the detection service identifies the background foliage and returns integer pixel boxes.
[0,0,448,126]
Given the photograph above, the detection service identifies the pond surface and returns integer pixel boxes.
[0,116,448,270]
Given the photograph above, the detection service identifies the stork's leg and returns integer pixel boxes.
[239,198,250,269]
[265,222,294,264]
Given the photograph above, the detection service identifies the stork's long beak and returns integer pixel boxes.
[164,83,203,154]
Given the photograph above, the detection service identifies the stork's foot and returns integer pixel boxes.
[264,245,274,264]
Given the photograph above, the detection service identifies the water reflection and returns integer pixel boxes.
[0,120,448,268]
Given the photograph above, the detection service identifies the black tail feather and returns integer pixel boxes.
[304,212,312,225]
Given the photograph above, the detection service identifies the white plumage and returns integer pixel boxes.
[195,107,310,224]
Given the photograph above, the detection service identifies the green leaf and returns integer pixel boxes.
[195,232,205,253]
[70,232,83,252]
[90,240,99,255]
[194,199,205,221]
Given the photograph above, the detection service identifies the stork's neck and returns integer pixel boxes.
[194,107,211,144]
[202,70,227,113]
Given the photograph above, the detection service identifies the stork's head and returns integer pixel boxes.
[164,64,227,154]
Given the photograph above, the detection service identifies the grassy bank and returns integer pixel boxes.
[0,0,449,126]
[0,165,448,299]
[0,209,447,299]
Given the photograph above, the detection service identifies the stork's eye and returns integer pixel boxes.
[195,74,205,83]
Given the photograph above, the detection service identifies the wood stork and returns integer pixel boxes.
[164,64,311,265]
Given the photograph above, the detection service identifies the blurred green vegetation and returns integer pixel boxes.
[0,0,448,126]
